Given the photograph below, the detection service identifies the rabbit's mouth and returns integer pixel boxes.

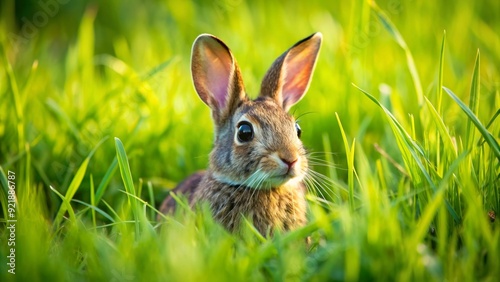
[252,165,306,189]
[239,153,307,189]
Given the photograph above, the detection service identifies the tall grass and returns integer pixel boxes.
[1,0,499,281]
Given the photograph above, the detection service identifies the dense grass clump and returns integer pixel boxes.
[1,0,499,281]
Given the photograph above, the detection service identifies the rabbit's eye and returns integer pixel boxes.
[295,122,302,138]
[237,121,254,142]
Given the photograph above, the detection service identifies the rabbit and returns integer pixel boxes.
[159,32,322,236]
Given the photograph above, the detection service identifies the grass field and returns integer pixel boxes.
[1,0,499,281]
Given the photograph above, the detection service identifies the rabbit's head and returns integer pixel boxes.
[191,33,322,189]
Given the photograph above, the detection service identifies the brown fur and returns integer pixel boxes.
[159,171,205,214]
[194,174,307,235]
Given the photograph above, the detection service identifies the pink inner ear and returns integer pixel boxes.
[278,33,322,110]
[201,41,233,109]
[282,47,316,108]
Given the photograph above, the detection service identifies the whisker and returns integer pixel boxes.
[303,175,335,208]
[255,171,269,190]
[307,194,335,209]
[305,172,336,201]
[294,111,317,121]
[306,155,339,162]
[307,169,341,200]
[308,161,346,171]
[305,175,327,199]
[307,151,341,157]
[240,168,263,188]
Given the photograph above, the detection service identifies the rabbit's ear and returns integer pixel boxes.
[191,34,246,122]
[260,32,322,111]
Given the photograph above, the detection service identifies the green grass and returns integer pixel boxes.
[1,0,499,281]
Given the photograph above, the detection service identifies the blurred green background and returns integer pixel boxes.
[0,0,499,280]
[1,0,497,204]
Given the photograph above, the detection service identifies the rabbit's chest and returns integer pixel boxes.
[200,182,307,235]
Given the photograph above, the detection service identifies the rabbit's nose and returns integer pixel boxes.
[280,158,297,170]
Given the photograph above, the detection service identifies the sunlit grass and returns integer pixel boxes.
[1,0,499,281]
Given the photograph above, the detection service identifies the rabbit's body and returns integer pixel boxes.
[160,32,322,235]
[195,172,307,234]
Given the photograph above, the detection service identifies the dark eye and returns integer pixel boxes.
[295,122,302,138]
[237,121,254,142]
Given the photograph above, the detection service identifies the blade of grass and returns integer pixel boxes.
[410,151,467,245]
[94,54,159,105]
[138,178,143,199]
[147,181,155,221]
[353,84,424,179]
[114,137,140,236]
[90,174,96,228]
[436,31,446,173]
[0,166,9,198]
[54,137,109,227]
[78,6,96,96]
[242,217,267,243]
[335,112,355,210]
[375,159,388,191]
[484,109,500,130]
[45,98,82,141]
[72,199,115,223]
[168,191,195,215]
[102,199,122,222]
[1,45,24,153]
[51,185,76,224]
[437,31,446,114]
[114,138,137,198]
[142,57,178,79]
[118,189,171,221]
[95,157,118,204]
[355,84,460,222]
[321,133,338,180]
[53,157,89,227]
[370,1,423,107]
[443,87,500,162]
[0,167,9,218]
[477,109,500,146]
[424,97,458,159]
[373,143,409,177]
[466,50,481,150]
[20,60,39,100]
[25,143,31,195]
